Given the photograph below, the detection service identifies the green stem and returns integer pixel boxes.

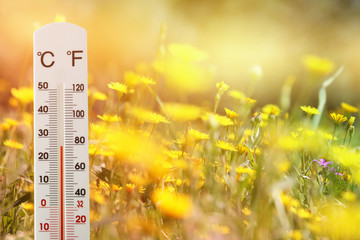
[343,129,348,145]
[332,126,337,143]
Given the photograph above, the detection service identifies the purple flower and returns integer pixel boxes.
[335,172,343,176]
[313,159,332,167]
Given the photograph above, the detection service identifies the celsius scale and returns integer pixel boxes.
[33,22,90,240]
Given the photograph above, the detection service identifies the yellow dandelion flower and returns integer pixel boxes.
[92,91,108,101]
[91,190,106,204]
[341,102,358,113]
[11,87,33,105]
[129,107,170,124]
[107,82,133,94]
[342,191,357,202]
[125,183,136,194]
[21,202,34,211]
[188,128,209,141]
[224,108,238,119]
[330,113,347,126]
[246,97,257,105]
[97,114,121,122]
[216,81,229,94]
[262,104,280,117]
[289,230,302,240]
[237,144,248,155]
[211,224,230,235]
[3,139,24,149]
[296,208,312,219]
[8,97,18,107]
[242,207,252,216]
[348,116,355,127]
[151,188,193,219]
[163,102,203,122]
[227,90,245,100]
[124,71,156,86]
[202,113,234,127]
[236,166,256,178]
[215,140,237,152]
[88,144,99,155]
[90,123,108,135]
[1,118,19,131]
[164,150,186,159]
[303,55,334,76]
[300,105,319,117]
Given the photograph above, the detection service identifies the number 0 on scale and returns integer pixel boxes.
[34,23,90,239]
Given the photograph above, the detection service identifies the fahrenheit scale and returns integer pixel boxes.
[34,23,90,239]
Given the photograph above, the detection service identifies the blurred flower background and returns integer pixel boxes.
[2,0,360,239]
[1,0,360,106]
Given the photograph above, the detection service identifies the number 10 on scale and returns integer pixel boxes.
[34,23,90,240]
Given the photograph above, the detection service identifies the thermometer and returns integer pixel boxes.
[34,22,90,240]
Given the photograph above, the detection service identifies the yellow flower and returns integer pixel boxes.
[155,43,213,94]
[91,190,107,204]
[237,144,248,155]
[21,202,34,211]
[124,71,156,86]
[90,123,108,135]
[211,224,230,235]
[296,208,312,219]
[224,108,238,119]
[246,97,257,105]
[1,118,19,131]
[348,116,355,127]
[202,113,234,127]
[188,128,209,141]
[107,82,133,94]
[342,191,357,202]
[151,188,193,219]
[97,114,121,122]
[129,107,170,124]
[242,207,251,216]
[227,90,245,100]
[341,102,358,113]
[262,104,280,117]
[11,87,33,105]
[300,105,319,116]
[3,139,24,149]
[92,91,108,101]
[289,230,302,240]
[215,140,237,152]
[163,102,203,122]
[125,183,136,194]
[330,113,347,126]
[216,81,229,94]
[303,55,334,76]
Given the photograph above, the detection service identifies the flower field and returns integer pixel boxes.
[1,32,360,239]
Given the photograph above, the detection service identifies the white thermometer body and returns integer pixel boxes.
[34,22,90,240]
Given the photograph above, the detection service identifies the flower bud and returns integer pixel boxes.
[349,125,355,139]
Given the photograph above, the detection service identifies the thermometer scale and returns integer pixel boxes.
[34,23,90,240]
